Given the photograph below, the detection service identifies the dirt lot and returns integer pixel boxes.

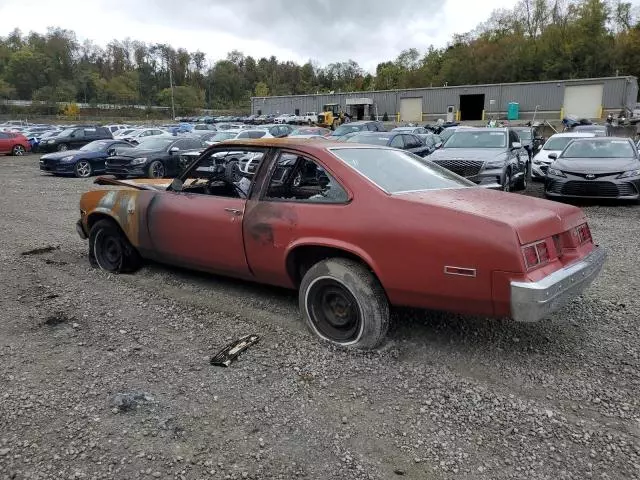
[1,154,639,480]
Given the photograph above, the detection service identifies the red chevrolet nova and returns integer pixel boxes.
[76,138,605,349]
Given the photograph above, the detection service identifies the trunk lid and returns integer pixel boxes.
[394,188,586,244]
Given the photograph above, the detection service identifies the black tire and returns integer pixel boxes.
[515,163,529,191]
[147,160,165,178]
[74,160,93,178]
[299,258,389,349]
[57,143,69,152]
[11,144,26,156]
[502,169,512,192]
[88,219,141,273]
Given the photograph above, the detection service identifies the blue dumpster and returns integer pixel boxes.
[507,102,519,121]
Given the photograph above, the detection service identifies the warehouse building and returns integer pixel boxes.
[251,76,638,122]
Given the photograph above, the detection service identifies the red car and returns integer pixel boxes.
[0,131,30,156]
[76,139,605,349]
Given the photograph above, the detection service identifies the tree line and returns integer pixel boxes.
[0,0,638,113]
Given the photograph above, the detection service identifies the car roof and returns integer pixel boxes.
[350,132,394,137]
[453,127,508,133]
[548,132,597,138]
[564,136,631,143]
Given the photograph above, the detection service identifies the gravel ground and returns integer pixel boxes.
[1,154,639,480]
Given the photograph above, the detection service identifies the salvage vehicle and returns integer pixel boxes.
[38,126,113,153]
[0,131,30,156]
[105,136,205,179]
[40,139,134,178]
[328,121,386,139]
[532,132,596,180]
[345,132,431,157]
[544,137,640,201]
[77,139,605,349]
[429,127,528,191]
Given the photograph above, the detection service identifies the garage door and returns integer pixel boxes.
[563,84,604,119]
[400,98,422,122]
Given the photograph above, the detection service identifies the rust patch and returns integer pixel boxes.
[246,202,298,246]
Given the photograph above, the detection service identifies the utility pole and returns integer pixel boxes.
[169,67,176,120]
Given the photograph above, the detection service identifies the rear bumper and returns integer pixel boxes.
[510,246,606,322]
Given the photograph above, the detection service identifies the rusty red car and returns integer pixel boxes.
[76,138,605,349]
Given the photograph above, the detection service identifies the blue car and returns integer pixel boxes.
[39,139,134,178]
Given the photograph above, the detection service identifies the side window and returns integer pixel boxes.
[265,153,348,204]
[248,131,266,139]
[509,130,518,146]
[74,129,85,138]
[390,135,405,149]
[237,131,251,139]
[179,148,266,198]
[366,123,377,131]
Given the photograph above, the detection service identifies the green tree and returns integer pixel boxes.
[254,81,269,97]
[158,85,204,111]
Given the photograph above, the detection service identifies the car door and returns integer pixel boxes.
[145,146,270,277]
[243,150,351,287]
[0,132,10,153]
[69,129,86,148]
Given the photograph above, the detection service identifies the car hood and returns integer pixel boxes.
[553,157,640,173]
[41,150,84,160]
[428,148,507,161]
[394,187,586,245]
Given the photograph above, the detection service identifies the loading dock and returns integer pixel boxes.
[459,94,485,121]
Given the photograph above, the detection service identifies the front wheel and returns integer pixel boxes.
[89,219,141,273]
[147,160,165,178]
[515,163,529,191]
[299,258,389,349]
[74,160,93,178]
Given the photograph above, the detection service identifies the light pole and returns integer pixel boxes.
[169,67,176,120]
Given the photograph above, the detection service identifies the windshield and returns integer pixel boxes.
[80,140,111,152]
[444,131,507,148]
[58,128,76,137]
[515,130,532,141]
[210,132,238,141]
[345,134,390,146]
[330,147,474,193]
[135,138,175,150]
[332,125,364,136]
[439,128,457,142]
[543,136,583,151]
[562,139,635,158]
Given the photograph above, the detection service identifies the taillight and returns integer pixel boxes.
[522,240,551,270]
[576,223,592,244]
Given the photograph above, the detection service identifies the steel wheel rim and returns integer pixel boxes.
[94,230,123,271]
[306,277,362,344]
[151,162,164,178]
[76,161,91,177]
[13,145,25,156]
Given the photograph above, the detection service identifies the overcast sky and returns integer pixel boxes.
[1,0,524,71]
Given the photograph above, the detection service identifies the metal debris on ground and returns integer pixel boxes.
[20,245,60,256]
[111,392,154,412]
[210,334,260,367]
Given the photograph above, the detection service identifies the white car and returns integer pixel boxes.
[274,113,297,124]
[122,128,172,143]
[105,124,130,135]
[203,129,274,146]
[302,112,318,124]
[531,132,596,180]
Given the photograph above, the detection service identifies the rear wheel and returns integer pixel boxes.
[89,219,141,273]
[299,258,389,349]
[11,144,25,156]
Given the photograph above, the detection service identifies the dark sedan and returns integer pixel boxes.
[38,126,113,153]
[545,137,640,201]
[106,137,206,179]
[39,139,135,177]
[345,132,431,157]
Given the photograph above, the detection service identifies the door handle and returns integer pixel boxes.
[224,208,243,216]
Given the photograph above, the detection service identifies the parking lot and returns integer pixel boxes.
[1,153,639,480]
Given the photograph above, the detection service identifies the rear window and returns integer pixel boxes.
[330,147,474,194]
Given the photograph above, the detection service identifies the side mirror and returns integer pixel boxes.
[169,146,180,154]
[548,153,558,160]
[512,142,522,149]
[170,178,183,192]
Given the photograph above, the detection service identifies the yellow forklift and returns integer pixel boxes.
[317,103,344,130]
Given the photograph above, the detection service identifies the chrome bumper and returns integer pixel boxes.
[510,246,606,322]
